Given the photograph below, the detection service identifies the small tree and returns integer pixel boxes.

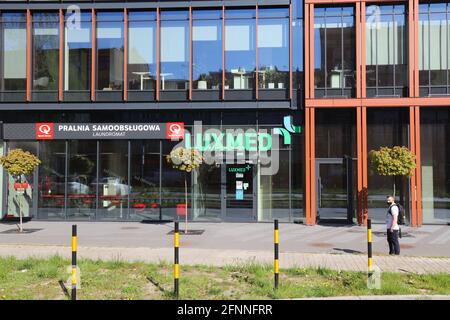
[166,147,203,234]
[368,146,416,198]
[0,149,41,232]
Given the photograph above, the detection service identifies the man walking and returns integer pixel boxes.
[386,195,400,255]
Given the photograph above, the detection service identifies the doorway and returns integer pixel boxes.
[316,157,355,223]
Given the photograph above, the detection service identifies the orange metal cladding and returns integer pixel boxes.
[124,8,128,101]
[357,107,363,224]
[91,9,96,101]
[222,6,225,100]
[255,5,259,100]
[189,7,192,100]
[156,8,160,101]
[362,106,368,225]
[309,4,314,99]
[26,9,31,102]
[304,4,310,99]
[408,0,415,97]
[415,106,422,225]
[310,108,316,225]
[355,2,361,98]
[409,107,417,226]
[59,9,63,102]
[360,2,366,98]
[289,3,293,99]
[305,108,311,225]
[414,0,419,97]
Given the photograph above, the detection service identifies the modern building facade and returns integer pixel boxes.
[0,0,448,226]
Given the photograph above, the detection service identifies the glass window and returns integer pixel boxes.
[366,4,407,97]
[192,9,222,90]
[32,12,59,100]
[419,2,450,96]
[1,12,27,101]
[130,140,161,220]
[293,18,304,92]
[128,11,156,94]
[96,11,124,95]
[258,8,289,90]
[38,141,66,220]
[367,108,410,224]
[160,10,189,91]
[420,108,450,224]
[225,9,256,90]
[67,140,97,220]
[98,140,129,220]
[64,11,92,101]
[314,7,355,98]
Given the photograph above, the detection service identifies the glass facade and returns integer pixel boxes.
[1,12,27,102]
[366,4,407,97]
[32,12,59,101]
[314,6,356,98]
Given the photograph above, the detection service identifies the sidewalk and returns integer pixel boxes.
[0,244,449,274]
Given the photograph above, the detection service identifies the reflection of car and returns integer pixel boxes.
[91,177,131,196]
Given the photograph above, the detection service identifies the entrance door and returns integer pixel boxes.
[316,157,355,223]
[223,163,256,221]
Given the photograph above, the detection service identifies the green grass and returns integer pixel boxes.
[0,256,448,300]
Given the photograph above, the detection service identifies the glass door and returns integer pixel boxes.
[316,158,355,223]
[223,163,256,221]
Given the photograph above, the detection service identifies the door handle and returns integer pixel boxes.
[318,176,322,208]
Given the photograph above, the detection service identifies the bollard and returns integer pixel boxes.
[274,219,279,290]
[367,219,373,282]
[174,221,179,299]
[71,224,77,300]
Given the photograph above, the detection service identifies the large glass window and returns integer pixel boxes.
[257,8,289,92]
[38,141,66,220]
[128,11,156,101]
[130,140,161,220]
[367,108,410,224]
[160,11,189,92]
[64,11,91,101]
[98,140,129,220]
[419,2,450,96]
[420,108,450,224]
[67,140,97,220]
[366,4,407,97]
[1,12,27,102]
[96,11,124,101]
[192,10,222,91]
[314,7,356,98]
[225,9,256,93]
[32,12,59,101]
[293,16,304,103]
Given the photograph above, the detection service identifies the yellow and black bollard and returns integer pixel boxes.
[367,219,373,281]
[274,219,279,290]
[71,224,77,300]
[174,221,179,299]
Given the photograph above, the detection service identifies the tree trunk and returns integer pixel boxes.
[393,176,396,199]
[19,196,23,233]
[185,175,188,234]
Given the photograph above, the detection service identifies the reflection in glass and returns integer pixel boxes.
[98,140,129,220]
[67,140,97,220]
[258,8,289,90]
[128,11,157,92]
[366,5,407,97]
[1,12,27,100]
[64,11,91,100]
[38,141,66,219]
[96,12,124,92]
[225,9,256,90]
[192,10,222,90]
[130,140,160,220]
[32,12,59,96]
[160,11,189,91]
[420,108,450,224]
[314,7,355,97]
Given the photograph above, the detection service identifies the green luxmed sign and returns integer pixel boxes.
[183,116,301,152]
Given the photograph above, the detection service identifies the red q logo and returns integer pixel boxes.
[166,122,184,140]
[36,123,54,140]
